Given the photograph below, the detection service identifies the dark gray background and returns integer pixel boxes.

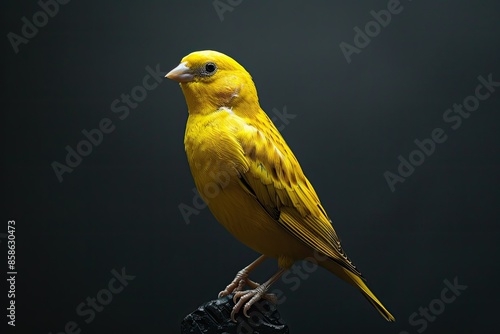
[2,0,500,333]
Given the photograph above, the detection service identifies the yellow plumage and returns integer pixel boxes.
[166,50,395,322]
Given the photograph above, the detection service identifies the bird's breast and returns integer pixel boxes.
[183,108,314,262]
[184,110,248,199]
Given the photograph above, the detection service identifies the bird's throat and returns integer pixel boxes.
[180,78,258,116]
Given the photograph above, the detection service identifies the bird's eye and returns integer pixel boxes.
[201,62,217,76]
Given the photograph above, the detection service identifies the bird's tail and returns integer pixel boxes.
[321,260,395,322]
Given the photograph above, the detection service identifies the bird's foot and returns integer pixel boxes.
[218,270,260,298]
[231,286,277,321]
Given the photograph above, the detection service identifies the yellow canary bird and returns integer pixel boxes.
[166,50,395,322]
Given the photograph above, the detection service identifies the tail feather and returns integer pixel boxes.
[321,260,395,322]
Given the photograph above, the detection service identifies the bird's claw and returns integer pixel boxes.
[218,270,260,298]
[230,287,277,321]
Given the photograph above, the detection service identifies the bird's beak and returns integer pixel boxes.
[165,62,194,82]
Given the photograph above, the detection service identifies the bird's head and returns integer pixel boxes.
[166,50,259,115]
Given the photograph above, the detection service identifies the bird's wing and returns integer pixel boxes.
[235,112,362,277]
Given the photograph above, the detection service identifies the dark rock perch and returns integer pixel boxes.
[181,294,289,334]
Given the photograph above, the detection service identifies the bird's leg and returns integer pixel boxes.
[231,268,286,321]
[218,255,267,298]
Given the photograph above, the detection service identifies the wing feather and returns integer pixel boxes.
[235,112,362,277]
